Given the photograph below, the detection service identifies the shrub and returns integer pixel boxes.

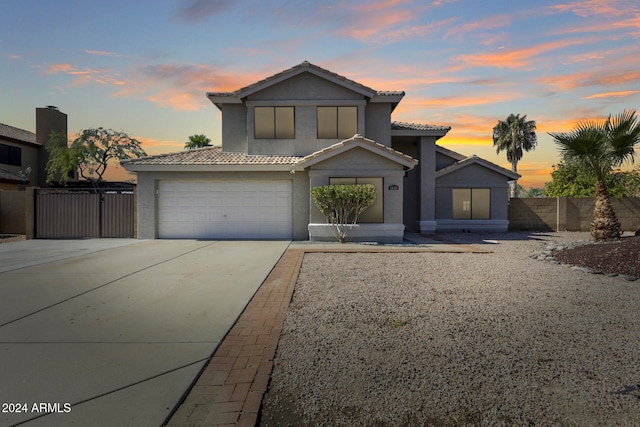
[311,184,376,243]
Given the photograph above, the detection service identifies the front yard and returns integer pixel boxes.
[259,232,640,426]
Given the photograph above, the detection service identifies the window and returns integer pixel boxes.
[329,177,383,223]
[452,188,490,219]
[255,107,294,139]
[0,143,21,166]
[317,106,357,139]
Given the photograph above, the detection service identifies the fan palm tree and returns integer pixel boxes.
[493,114,538,198]
[184,134,212,150]
[549,109,640,240]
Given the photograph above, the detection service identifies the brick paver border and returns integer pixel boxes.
[165,249,304,427]
[165,242,485,426]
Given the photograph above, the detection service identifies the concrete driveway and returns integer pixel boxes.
[0,239,289,427]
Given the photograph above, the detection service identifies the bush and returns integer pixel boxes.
[311,184,376,243]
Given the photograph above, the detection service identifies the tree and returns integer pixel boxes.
[493,114,538,198]
[184,134,212,150]
[46,127,146,185]
[543,161,640,198]
[311,184,376,243]
[549,109,640,239]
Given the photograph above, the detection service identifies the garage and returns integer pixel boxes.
[158,180,292,239]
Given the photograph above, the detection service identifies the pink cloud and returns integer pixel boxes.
[455,38,587,69]
[582,90,639,99]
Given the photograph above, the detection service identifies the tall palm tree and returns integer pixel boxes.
[549,109,640,240]
[184,134,212,150]
[493,114,538,198]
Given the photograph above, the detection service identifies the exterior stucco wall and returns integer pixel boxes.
[436,151,458,170]
[135,170,310,240]
[221,104,248,153]
[364,103,392,146]
[306,148,406,225]
[220,72,380,157]
[435,163,510,221]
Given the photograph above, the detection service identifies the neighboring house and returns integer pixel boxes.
[0,106,68,188]
[122,61,518,242]
[0,124,38,189]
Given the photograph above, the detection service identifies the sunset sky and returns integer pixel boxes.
[2,0,639,188]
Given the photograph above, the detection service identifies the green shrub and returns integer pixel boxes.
[311,184,376,243]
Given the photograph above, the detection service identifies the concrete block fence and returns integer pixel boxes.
[508,197,640,232]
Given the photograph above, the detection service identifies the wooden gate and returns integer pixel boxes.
[35,188,135,238]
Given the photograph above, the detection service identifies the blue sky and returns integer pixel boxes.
[2,0,639,187]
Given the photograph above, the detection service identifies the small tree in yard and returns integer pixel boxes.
[311,184,376,243]
[46,127,146,186]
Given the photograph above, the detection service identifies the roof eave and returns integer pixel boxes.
[121,164,297,173]
[391,128,451,138]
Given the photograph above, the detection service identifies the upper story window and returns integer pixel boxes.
[255,106,295,139]
[0,143,21,166]
[452,188,490,219]
[317,106,357,139]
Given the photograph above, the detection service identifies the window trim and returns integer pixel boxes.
[452,188,491,220]
[0,143,22,167]
[317,106,358,139]
[254,106,295,139]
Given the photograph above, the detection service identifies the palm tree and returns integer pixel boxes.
[184,134,212,150]
[549,109,640,240]
[493,114,538,198]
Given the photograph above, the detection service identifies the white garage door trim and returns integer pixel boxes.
[158,180,293,239]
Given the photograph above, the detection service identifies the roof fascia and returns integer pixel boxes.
[390,128,450,138]
[121,164,297,173]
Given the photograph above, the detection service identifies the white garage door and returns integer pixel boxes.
[158,181,292,239]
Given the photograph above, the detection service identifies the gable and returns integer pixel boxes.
[436,162,515,187]
[308,146,404,171]
[247,72,365,101]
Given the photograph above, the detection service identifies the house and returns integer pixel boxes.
[122,61,518,242]
[0,106,68,189]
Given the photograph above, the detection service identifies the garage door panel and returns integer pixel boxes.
[158,180,292,239]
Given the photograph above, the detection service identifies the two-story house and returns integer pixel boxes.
[0,106,68,189]
[123,61,518,242]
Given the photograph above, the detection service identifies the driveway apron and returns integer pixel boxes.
[0,239,289,427]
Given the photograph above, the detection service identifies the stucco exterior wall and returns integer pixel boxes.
[364,103,392,146]
[306,148,406,225]
[435,164,511,223]
[220,104,248,153]
[135,170,310,240]
[220,72,374,157]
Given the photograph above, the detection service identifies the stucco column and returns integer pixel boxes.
[418,136,437,234]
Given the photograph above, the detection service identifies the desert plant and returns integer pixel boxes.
[311,184,376,243]
[549,109,640,239]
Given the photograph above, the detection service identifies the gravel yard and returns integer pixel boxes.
[260,232,640,427]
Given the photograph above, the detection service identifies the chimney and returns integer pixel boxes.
[36,106,68,187]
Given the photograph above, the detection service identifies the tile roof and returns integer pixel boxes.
[121,147,303,166]
[0,123,37,145]
[391,121,451,132]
